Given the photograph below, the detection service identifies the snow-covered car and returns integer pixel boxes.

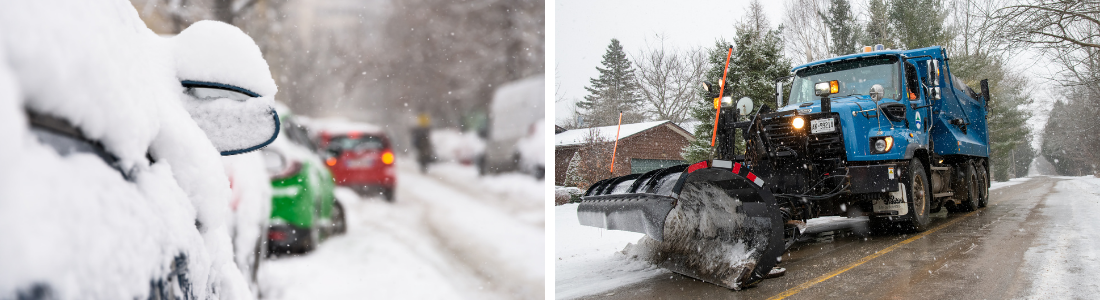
[0,3,279,299]
[482,75,544,176]
[432,128,486,166]
[304,118,398,201]
[263,104,346,254]
[221,153,272,291]
[514,119,545,179]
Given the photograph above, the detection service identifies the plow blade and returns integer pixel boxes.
[577,163,785,290]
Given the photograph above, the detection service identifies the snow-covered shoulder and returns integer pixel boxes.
[555,204,666,299]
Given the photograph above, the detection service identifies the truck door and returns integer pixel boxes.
[903,59,931,132]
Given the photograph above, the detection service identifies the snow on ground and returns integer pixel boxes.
[555,204,666,300]
[555,176,1034,299]
[428,162,544,226]
[259,187,493,300]
[1023,176,1100,298]
[259,160,544,300]
[408,161,545,299]
[991,176,1031,190]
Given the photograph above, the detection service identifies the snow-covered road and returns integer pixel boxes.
[259,160,544,299]
[556,177,1035,299]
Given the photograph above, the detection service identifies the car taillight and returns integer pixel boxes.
[268,230,287,241]
[326,157,337,167]
[381,151,394,165]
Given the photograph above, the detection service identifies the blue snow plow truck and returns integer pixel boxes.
[577,46,991,290]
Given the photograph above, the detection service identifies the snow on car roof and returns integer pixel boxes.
[555,120,685,146]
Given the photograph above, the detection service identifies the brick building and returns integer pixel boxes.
[555,120,694,187]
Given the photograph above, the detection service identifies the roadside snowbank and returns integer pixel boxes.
[401,162,545,299]
[555,204,666,299]
[1024,176,1100,298]
[259,188,486,300]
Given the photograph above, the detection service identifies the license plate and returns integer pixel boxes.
[810,118,835,134]
[346,157,375,168]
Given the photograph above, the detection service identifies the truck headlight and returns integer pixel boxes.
[871,136,894,154]
[792,117,805,129]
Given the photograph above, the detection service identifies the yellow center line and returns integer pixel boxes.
[767,209,981,300]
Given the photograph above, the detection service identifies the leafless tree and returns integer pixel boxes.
[990,0,1099,90]
[783,0,832,63]
[632,36,707,124]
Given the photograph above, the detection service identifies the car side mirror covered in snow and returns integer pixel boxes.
[171,20,281,156]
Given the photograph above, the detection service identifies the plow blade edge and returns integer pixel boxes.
[576,164,785,290]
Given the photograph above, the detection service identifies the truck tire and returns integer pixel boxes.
[904,158,932,232]
[975,160,989,208]
[958,163,980,212]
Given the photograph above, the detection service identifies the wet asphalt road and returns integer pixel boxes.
[580,176,1064,300]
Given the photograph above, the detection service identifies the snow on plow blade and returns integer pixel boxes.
[577,162,785,290]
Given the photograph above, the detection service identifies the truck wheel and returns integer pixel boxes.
[904,158,932,232]
[959,163,980,212]
[975,161,989,208]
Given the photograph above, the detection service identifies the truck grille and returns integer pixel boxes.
[760,113,845,159]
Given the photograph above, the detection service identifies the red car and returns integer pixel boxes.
[317,127,397,201]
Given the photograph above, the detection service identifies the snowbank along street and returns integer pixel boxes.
[262,160,544,300]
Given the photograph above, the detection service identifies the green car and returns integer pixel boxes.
[262,105,346,254]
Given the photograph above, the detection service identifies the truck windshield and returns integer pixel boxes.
[788,56,900,106]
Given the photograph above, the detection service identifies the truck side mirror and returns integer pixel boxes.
[701,80,719,99]
[980,79,991,105]
[924,59,941,101]
[775,81,783,107]
[926,59,940,87]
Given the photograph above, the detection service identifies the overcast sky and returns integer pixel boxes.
[554,0,787,124]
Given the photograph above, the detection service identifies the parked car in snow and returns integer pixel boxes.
[303,118,398,201]
[263,104,346,254]
[221,153,272,291]
[515,119,545,179]
[432,128,486,166]
[481,75,545,177]
[1,4,276,299]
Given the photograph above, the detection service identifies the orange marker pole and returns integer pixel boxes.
[711,46,733,147]
[610,111,623,174]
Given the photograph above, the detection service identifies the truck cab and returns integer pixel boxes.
[725,45,990,231]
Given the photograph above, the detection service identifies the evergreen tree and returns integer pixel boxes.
[577,39,645,127]
[564,152,584,187]
[682,6,792,163]
[863,0,896,48]
[889,0,951,49]
[820,0,861,56]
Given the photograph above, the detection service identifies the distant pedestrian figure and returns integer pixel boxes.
[411,113,434,173]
